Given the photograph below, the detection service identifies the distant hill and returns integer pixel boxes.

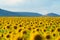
[46,13,59,16]
[0,9,42,16]
[0,9,60,16]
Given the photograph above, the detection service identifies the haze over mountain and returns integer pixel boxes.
[0,9,42,16]
[46,13,59,16]
[0,9,60,16]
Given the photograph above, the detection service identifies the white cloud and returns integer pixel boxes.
[0,0,24,6]
[0,0,60,15]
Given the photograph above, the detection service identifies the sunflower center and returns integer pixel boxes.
[34,35,42,40]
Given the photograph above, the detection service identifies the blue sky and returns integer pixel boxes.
[0,0,60,15]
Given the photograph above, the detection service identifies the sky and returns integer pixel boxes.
[0,0,60,15]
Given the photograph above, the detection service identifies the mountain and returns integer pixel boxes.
[46,13,59,16]
[0,9,60,16]
[0,9,42,16]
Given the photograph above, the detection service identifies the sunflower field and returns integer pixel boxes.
[0,17,60,40]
